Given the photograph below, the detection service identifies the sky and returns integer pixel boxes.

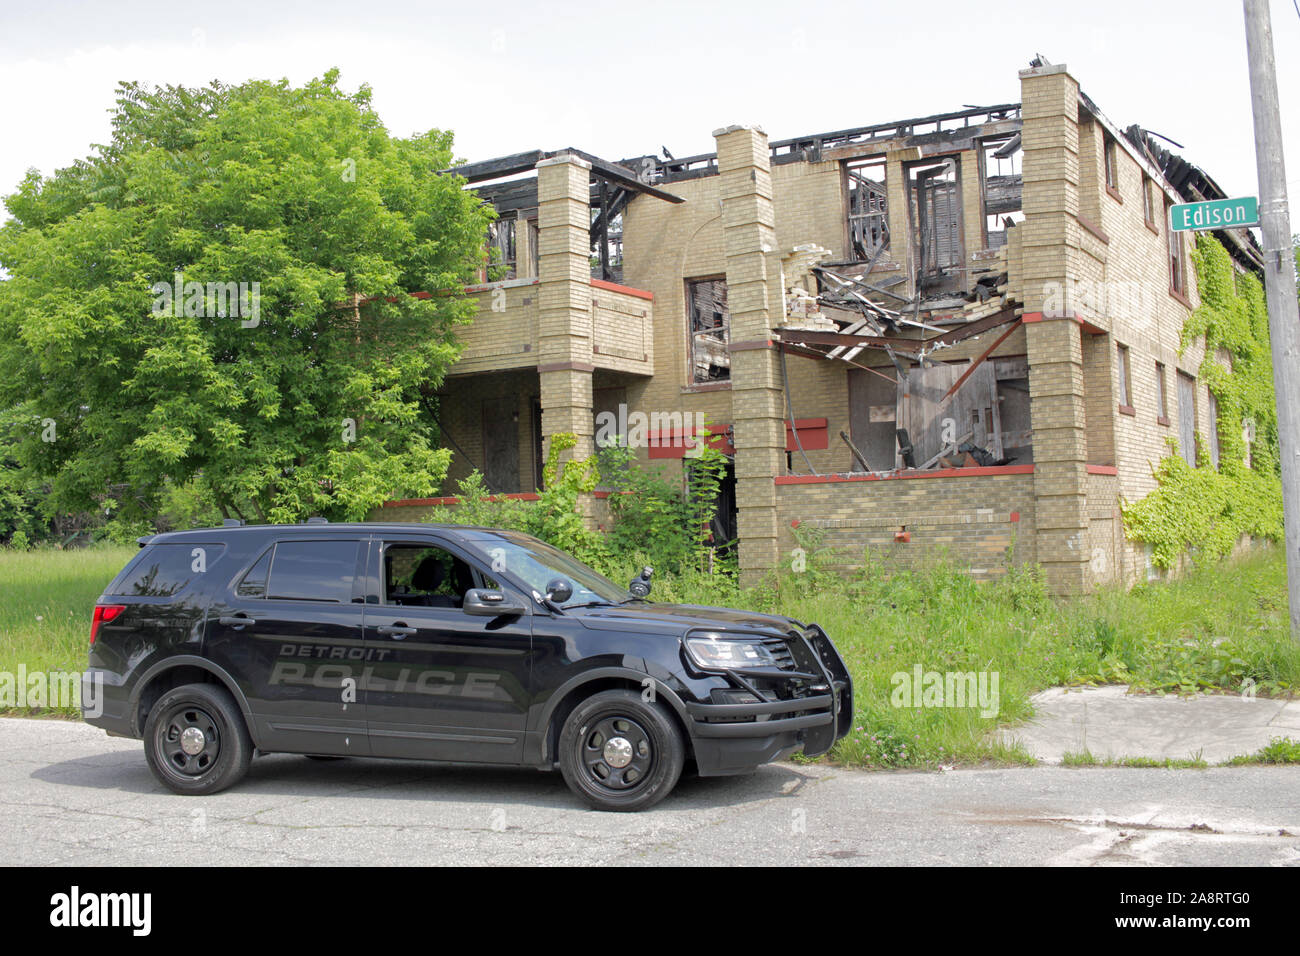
[1,0,1298,231]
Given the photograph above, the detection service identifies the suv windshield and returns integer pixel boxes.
[470,533,626,607]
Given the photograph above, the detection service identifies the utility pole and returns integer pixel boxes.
[1244,0,1300,640]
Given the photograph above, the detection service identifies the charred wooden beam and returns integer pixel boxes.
[940,319,1024,402]
[776,329,921,358]
[923,305,1020,348]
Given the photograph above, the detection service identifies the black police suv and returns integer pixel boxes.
[84,522,852,811]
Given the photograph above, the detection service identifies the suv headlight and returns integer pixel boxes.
[684,635,777,670]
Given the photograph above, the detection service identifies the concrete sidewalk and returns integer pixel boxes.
[1002,685,1300,765]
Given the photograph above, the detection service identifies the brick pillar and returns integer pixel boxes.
[535,153,595,500]
[885,148,916,297]
[1020,64,1090,593]
[715,125,785,585]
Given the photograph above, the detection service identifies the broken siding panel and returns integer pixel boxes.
[903,361,1001,465]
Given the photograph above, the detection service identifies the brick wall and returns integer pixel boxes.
[775,470,1037,576]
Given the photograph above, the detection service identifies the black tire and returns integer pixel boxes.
[143,683,253,795]
[558,690,684,812]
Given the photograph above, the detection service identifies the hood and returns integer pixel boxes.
[572,601,799,637]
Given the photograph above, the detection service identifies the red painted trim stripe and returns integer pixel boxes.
[1086,464,1118,475]
[775,464,1035,484]
[591,278,654,300]
[382,492,541,508]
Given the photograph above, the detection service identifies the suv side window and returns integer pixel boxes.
[266,540,360,603]
[236,548,273,598]
[382,542,494,609]
[111,543,226,597]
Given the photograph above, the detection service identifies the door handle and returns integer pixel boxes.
[377,624,417,638]
[219,614,257,627]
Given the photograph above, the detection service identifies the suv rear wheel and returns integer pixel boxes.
[143,683,253,795]
[558,690,684,812]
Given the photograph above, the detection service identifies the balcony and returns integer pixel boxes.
[449,277,654,377]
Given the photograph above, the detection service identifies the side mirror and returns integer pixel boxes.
[463,588,526,617]
[628,566,654,598]
[544,578,573,605]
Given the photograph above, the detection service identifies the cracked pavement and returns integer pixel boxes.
[2,717,1298,865]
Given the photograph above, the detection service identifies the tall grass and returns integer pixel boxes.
[641,546,1299,768]
[0,545,137,715]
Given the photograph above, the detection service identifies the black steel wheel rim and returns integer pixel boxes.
[156,703,221,778]
[579,713,656,792]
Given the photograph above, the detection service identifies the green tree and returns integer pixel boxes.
[0,71,492,525]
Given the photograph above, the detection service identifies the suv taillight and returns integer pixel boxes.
[90,604,126,644]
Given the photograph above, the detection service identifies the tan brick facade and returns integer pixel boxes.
[372,62,1253,596]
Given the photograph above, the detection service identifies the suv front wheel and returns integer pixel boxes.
[143,683,253,795]
[558,690,684,812]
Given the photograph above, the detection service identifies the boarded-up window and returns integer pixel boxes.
[1177,370,1197,466]
[687,278,729,383]
[908,158,964,295]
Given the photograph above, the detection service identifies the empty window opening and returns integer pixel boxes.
[846,157,889,263]
[486,217,517,281]
[981,136,1023,250]
[687,278,730,384]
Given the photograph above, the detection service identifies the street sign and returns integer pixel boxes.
[1168,196,1259,231]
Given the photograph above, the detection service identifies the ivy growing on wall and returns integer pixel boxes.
[1122,235,1283,568]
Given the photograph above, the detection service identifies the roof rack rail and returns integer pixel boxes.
[222,518,245,527]
[306,516,329,524]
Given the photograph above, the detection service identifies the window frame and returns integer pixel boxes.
[685,275,731,387]
[1142,175,1158,231]
[1116,343,1134,414]
[1104,134,1121,201]
[1166,198,1189,300]
[1155,361,1170,426]
[262,538,366,604]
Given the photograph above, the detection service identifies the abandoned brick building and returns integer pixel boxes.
[378,60,1265,594]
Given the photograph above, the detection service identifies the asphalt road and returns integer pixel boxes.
[3,717,1298,866]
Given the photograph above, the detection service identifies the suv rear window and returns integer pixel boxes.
[266,540,360,603]
[112,543,226,597]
